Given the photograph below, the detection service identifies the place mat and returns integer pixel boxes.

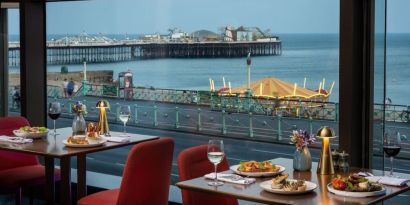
[366,176,410,186]
[0,135,33,144]
[205,173,256,185]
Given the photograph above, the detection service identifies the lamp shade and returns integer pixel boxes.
[316,126,336,138]
[96,100,110,109]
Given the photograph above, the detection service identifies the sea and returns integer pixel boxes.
[8,33,410,105]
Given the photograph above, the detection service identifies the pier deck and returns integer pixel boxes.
[8,41,282,66]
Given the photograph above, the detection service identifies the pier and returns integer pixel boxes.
[8,41,281,67]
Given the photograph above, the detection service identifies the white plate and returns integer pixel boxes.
[260,179,317,195]
[230,164,285,177]
[13,130,49,139]
[63,138,107,148]
[327,183,386,197]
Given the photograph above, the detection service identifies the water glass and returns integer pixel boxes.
[207,139,225,186]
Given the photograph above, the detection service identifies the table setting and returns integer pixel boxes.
[178,126,410,205]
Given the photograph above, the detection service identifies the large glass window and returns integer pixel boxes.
[0,5,19,116]
[383,0,410,174]
[373,0,410,174]
[373,0,410,203]
[7,8,20,115]
[372,0,387,171]
[46,0,339,186]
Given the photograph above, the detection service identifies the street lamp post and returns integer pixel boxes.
[82,59,88,96]
[246,52,252,97]
[245,52,253,111]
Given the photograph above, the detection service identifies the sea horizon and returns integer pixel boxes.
[7,33,410,105]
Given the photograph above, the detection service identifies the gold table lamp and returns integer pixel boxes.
[317,126,336,175]
[96,100,110,136]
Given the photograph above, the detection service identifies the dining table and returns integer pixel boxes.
[176,157,410,205]
[0,127,159,205]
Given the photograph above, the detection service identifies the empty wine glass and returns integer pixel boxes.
[119,105,131,137]
[207,139,225,186]
[383,130,401,177]
[48,102,61,137]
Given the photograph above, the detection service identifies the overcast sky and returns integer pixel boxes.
[6,0,410,35]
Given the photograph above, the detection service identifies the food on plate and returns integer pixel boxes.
[271,173,306,191]
[67,135,89,145]
[331,174,383,192]
[331,178,347,190]
[17,126,48,133]
[271,173,289,188]
[87,122,99,139]
[238,160,280,173]
[283,180,306,192]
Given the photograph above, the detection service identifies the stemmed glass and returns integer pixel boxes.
[119,105,131,137]
[207,139,225,186]
[383,130,401,177]
[48,102,61,137]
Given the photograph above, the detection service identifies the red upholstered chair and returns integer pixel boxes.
[177,145,239,205]
[0,116,60,205]
[78,137,174,205]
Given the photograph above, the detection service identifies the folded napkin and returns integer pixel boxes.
[366,176,410,186]
[0,135,33,144]
[102,136,130,143]
[204,173,256,185]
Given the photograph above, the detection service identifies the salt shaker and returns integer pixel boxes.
[338,151,350,173]
[331,149,339,170]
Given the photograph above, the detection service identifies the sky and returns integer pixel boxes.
[6,0,410,35]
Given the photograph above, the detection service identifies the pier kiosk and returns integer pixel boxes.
[118,71,134,100]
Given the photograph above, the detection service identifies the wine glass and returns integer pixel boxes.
[48,102,61,137]
[207,139,225,186]
[383,130,401,177]
[119,105,131,137]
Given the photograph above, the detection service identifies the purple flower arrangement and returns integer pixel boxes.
[72,101,87,115]
[291,129,316,151]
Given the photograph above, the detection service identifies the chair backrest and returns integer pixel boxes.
[0,116,39,170]
[177,145,238,205]
[117,138,174,205]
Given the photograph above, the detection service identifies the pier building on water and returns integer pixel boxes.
[7,32,282,66]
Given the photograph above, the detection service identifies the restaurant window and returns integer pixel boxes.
[0,5,20,116]
[46,0,340,183]
[7,9,20,116]
[373,0,410,172]
[372,0,387,171]
[372,0,410,202]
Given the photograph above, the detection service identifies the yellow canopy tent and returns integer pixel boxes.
[222,77,332,100]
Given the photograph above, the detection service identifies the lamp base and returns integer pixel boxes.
[317,137,335,175]
[98,108,110,135]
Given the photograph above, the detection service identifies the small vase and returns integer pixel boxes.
[293,146,312,171]
[72,114,86,135]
